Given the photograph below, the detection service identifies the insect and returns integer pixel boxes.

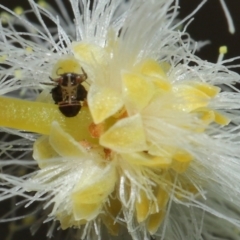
[42,68,88,117]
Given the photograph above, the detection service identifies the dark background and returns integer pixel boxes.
[179,0,240,71]
[0,0,240,239]
[1,0,240,66]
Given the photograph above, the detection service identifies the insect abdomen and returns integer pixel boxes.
[58,102,81,117]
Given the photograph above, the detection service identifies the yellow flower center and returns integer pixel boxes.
[0,42,231,236]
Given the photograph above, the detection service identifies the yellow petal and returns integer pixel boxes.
[71,163,116,220]
[57,214,86,230]
[88,85,124,124]
[100,114,147,153]
[102,214,120,236]
[135,189,151,222]
[192,82,220,97]
[173,85,210,112]
[151,186,169,214]
[33,136,58,168]
[148,143,173,158]
[174,178,198,200]
[72,202,101,221]
[49,121,86,157]
[171,150,193,173]
[122,72,155,112]
[214,110,230,126]
[121,152,172,168]
[72,176,115,204]
[140,59,169,79]
[193,107,215,124]
[147,211,165,235]
[102,196,122,236]
[151,76,172,91]
[72,42,107,66]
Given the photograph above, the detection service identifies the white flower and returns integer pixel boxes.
[0,0,240,240]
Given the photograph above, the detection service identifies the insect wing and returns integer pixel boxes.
[51,85,62,104]
[59,102,81,117]
[76,84,87,101]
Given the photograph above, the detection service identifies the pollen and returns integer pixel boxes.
[38,0,48,8]
[0,55,7,63]
[0,12,11,24]
[25,46,33,53]
[14,69,22,79]
[14,7,24,15]
[219,45,228,54]
[218,45,228,63]
[89,122,105,138]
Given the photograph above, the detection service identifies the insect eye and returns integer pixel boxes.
[76,75,82,82]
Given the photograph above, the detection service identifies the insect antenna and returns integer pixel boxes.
[78,67,87,81]
[40,76,58,86]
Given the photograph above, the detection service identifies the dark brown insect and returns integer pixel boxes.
[42,68,87,117]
